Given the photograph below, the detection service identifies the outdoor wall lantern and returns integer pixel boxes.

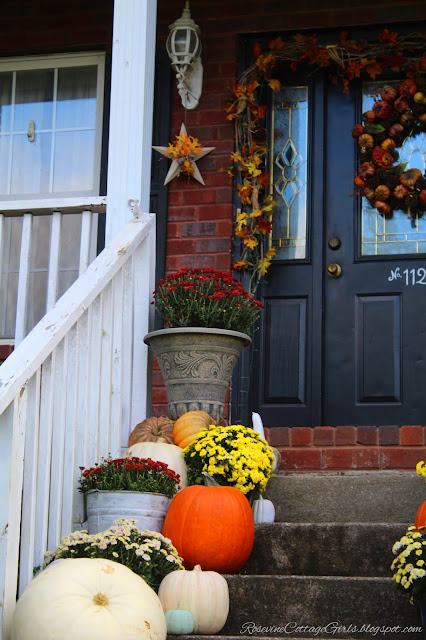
[166,1,203,110]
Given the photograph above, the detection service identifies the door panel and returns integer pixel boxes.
[250,75,426,427]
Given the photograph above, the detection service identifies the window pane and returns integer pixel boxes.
[0,72,12,133]
[58,214,82,298]
[26,216,51,333]
[11,132,52,195]
[361,81,426,256]
[271,87,308,260]
[56,66,97,129]
[14,69,54,131]
[0,217,22,339]
[53,130,95,192]
[0,135,10,193]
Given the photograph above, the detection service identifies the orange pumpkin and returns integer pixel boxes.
[162,483,255,574]
[173,411,214,449]
[128,416,174,446]
[415,500,426,531]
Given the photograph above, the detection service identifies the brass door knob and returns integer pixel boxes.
[327,263,342,278]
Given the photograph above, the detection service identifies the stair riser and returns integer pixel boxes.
[265,472,424,523]
[222,576,422,639]
[243,523,408,577]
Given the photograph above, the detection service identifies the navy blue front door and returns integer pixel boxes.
[249,76,426,427]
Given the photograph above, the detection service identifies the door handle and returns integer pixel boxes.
[327,263,342,278]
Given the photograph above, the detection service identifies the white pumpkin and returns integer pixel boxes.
[125,442,188,489]
[158,564,229,634]
[252,494,275,524]
[11,558,167,640]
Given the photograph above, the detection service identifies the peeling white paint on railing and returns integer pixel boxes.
[0,213,155,640]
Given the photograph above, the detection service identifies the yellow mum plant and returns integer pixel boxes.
[391,526,426,603]
[183,424,274,498]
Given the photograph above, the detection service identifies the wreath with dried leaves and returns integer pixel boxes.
[353,78,426,221]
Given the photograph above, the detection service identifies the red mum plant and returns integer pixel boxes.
[78,457,180,497]
[153,268,263,334]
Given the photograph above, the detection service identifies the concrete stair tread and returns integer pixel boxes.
[221,575,422,638]
[242,522,407,577]
[265,471,423,523]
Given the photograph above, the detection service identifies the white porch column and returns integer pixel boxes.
[105,0,157,244]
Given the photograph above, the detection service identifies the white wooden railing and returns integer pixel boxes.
[0,197,107,346]
[0,210,155,640]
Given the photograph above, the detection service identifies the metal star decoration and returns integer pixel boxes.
[152,123,215,185]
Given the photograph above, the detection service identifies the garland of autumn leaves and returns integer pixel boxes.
[224,29,426,294]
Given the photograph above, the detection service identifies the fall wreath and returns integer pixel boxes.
[352,78,426,220]
[224,29,426,292]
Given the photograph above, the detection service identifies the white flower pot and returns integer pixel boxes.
[85,490,171,534]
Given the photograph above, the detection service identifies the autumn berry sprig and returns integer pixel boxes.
[353,78,426,220]
[153,268,263,334]
[166,131,202,176]
[78,457,180,497]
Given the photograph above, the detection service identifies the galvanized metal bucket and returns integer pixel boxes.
[85,490,171,534]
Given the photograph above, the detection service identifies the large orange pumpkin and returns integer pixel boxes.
[415,500,426,531]
[162,484,254,573]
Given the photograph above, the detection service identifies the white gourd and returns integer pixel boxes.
[252,494,276,524]
[11,558,167,640]
[158,564,229,634]
[125,442,188,489]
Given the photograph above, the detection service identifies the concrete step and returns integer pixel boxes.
[242,522,409,576]
[220,575,423,639]
[264,471,424,523]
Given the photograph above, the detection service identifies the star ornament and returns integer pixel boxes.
[152,123,215,186]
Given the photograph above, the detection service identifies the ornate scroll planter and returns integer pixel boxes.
[144,327,251,420]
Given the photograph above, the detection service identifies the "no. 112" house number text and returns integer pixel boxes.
[388,267,426,285]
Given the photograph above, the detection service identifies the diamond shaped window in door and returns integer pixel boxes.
[0,53,105,200]
[271,86,308,260]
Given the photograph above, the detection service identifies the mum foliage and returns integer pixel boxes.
[183,424,274,498]
[153,268,263,334]
[78,457,180,498]
[43,518,183,591]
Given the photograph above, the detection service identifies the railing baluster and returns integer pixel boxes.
[0,214,4,300]
[14,213,33,346]
[79,210,93,276]
[46,212,62,311]
[18,371,41,594]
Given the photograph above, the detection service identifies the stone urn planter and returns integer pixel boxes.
[85,489,170,534]
[144,327,251,420]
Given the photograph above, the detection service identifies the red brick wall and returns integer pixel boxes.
[266,425,426,473]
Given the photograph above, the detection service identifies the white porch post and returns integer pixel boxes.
[105,0,157,244]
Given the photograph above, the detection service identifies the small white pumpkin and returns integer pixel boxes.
[252,494,275,524]
[125,441,188,489]
[158,564,229,634]
[11,558,167,640]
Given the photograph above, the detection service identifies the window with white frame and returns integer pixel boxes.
[0,52,105,199]
[0,53,106,343]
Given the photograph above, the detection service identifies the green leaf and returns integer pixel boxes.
[395,162,408,176]
[364,124,385,134]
